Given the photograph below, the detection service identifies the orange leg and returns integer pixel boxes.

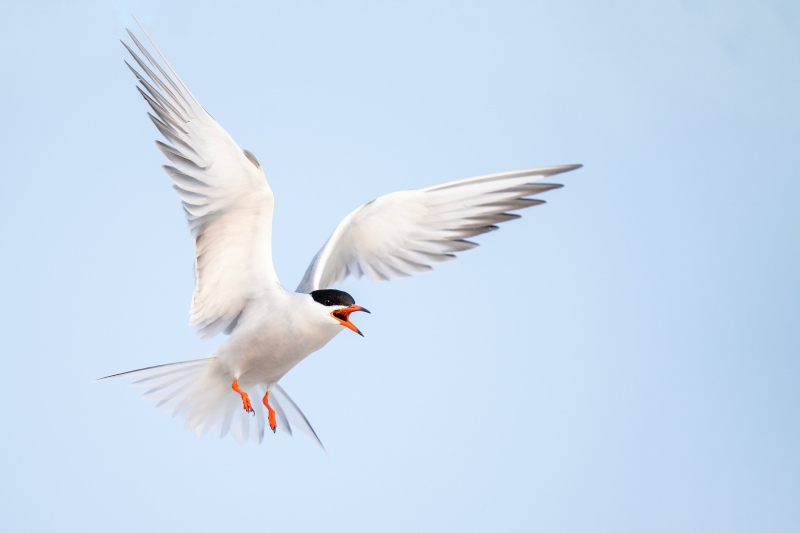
[262,391,277,433]
[231,378,253,414]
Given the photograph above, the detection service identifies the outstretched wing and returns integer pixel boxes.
[296,164,580,293]
[124,21,278,338]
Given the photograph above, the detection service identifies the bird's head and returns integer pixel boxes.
[311,289,370,337]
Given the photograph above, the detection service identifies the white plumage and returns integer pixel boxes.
[99,20,581,446]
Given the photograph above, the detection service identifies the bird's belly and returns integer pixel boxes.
[213,319,339,386]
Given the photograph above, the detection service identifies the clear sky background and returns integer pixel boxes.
[1,1,798,531]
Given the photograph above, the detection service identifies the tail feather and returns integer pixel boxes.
[97,358,323,448]
[272,384,325,450]
[155,381,193,408]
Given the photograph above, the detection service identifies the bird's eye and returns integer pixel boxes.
[324,299,331,306]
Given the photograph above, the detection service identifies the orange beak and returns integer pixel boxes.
[331,305,370,337]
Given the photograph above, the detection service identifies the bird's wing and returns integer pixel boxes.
[124,22,278,338]
[296,164,581,292]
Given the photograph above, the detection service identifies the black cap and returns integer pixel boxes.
[311,289,356,307]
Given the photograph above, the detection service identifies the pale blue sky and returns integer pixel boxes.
[1,1,798,531]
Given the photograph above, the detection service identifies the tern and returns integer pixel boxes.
[99,22,582,446]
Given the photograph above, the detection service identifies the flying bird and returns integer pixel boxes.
[99,21,582,446]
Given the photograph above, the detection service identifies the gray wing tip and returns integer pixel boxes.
[538,164,582,177]
[243,149,261,169]
[554,163,582,174]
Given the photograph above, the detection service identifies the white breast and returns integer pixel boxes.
[211,291,344,386]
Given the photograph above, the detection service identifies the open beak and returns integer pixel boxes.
[331,305,370,337]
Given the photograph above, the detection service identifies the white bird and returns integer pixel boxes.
[99,21,582,447]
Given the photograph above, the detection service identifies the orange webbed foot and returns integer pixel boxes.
[231,378,254,416]
[263,391,277,433]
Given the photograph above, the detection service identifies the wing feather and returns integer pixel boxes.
[297,165,580,292]
[125,21,277,338]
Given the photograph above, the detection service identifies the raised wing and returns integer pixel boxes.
[124,22,277,338]
[296,164,581,293]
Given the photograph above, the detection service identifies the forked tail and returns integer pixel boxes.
[97,358,324,448]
